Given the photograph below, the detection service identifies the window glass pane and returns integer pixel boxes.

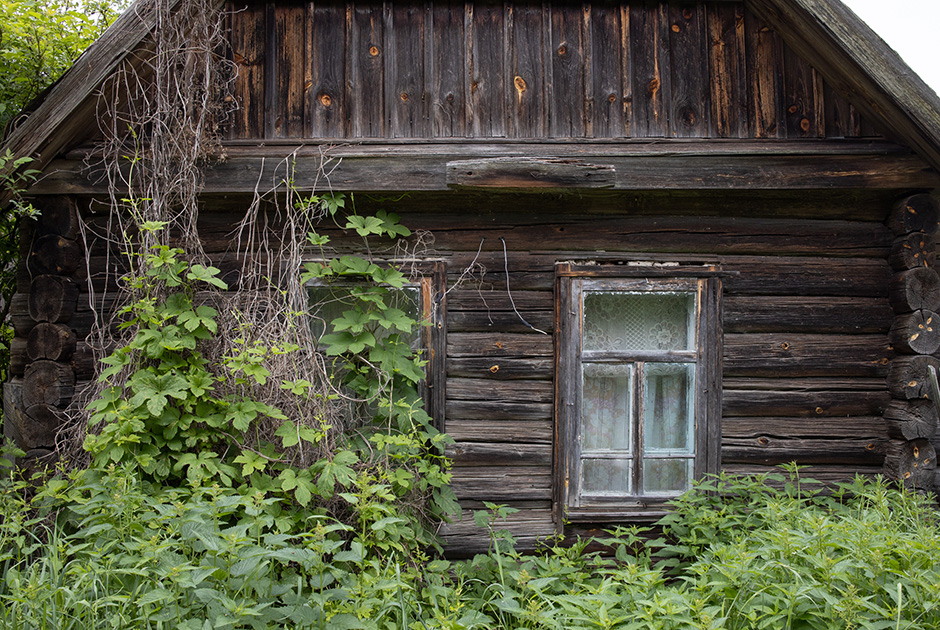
[642,459,693,495]
[582,363,633,452]
[583,292,694,352]
[308,285,421,347]
[643,363,695,454]
[582,458,632,495]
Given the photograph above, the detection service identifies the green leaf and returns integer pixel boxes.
[187,264,228,289]
[345,215,385,237]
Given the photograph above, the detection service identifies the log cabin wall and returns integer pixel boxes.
[226,0,881,141]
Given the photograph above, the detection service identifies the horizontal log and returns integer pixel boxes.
[446,378,554,403]
[883,400,939,440]
[447,157,617,189]
[722,416,887,440]
[449,466,552,501]
[721,257,890,297]
[723,386,889,417]
[447,333,552,358]
[446,270,554,291]
[36,145,940,193]
[723,296,892,333]
[723,334,892,377]
[441,506,555,555]
[889,310,940,355]
[889,232,936,270]
[720,463,884,485]
[445,442,551,467]
[447,309,554,333]
[447,357,553,380]
[445,419,553,443]
[886,194,940,236]
[446,289,552,312]
[721,437,886,466]
[889,267,940,313]
[445,400,553,421]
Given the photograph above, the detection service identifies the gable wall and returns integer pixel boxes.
[226,0,881,141]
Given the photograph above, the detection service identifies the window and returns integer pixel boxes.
[308,260,446,425]
[556,263,721,520]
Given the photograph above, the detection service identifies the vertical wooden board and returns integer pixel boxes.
[348,1,385,137]
[468,1,507,137]
[823,81,860,138]
[590,4,629,138]
[706,2,746,138]
[508,3,546,138]
[744,11,784,138]
[549,3,589,137]
[429,1,467,137]
[306,2,347,138]
[630,3,671,137]
[668,3,709,137]
[228,2,266,139]
[782,45,823,138]
[387,3,428,137]
[273,3,306,138]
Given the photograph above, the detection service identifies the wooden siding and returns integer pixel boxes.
[225,0,880,141]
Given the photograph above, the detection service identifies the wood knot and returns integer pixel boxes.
[400,92,409,102]
[815,406,824,415]
[903,471,912,479]
[495,341,503,349]
[866,443,876,451]
[369,45,380,57]
[671,24,680,33]
[648,77,661,95]
[682,8,693,19]
[788,104,799,114]
[608,93,617,103]
[800,118,811,132]
[914,445,921,458]
[489,364,500,373]
[318,93,332,107]
[557,44,567,56]
[780,342,790,350]
[758,437,769,445]
[514,75,527,97]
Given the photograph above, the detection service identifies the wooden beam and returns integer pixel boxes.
[32,141,940,194]
[747,0,940,172]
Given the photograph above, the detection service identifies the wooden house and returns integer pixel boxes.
[5,0,940,554]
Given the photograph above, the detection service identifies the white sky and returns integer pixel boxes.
[840,0,940,97]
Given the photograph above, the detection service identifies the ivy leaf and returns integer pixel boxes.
[178,305,219,334]
[331,309,373,334]
[320,193,345,216]
[376,210,411,238]
[306,231,330,246]
[345,215,385,238]
[376,308,413,333]
[187,264,228,289]
[321,330,376,355]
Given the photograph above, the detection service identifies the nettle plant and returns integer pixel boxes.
[84,204,455,553]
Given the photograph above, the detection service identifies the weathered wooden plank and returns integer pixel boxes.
[446,289,552,312]
[745,11,783,138]
[630,2,670,137]
[508,3,546,138]
[447,378,553,403]
[446,399,552,421]
[723,382,890,417]
[447,309,554,333]
[447,357,553,380]
[823,81,861,138]
[446,442,551,466]
[447,157,616,189]
[441,505,555,555]
[722,437,885,465]
[348,2,385,137]
[307,1,346,138]
[724,333,892,377]
[722,257,890,296]
[722,416,887,439]
[721,463,883,484]
[445,419,553,443]
[429,1,467,137]
[272,3,305,138]
[387,2,427,137]
[723,296,893,333]
[549,3,588,137]
[468,2,506,137]
[707,1,747,138]
[783,43,823,138]
[449,466,552,500]
[668,2,709,137]
[447,332,551,358]
[590,4,628,138]
[228,2,266,139]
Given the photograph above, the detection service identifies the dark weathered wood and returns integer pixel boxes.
[449,466,552,500]
[889,232,936,270]
[883,438,936,488]
[745,11,783,138]
[28,275,79,323]
[35,196,80,240]
[440,505,554,555]
[446,333,551,358]
[889,310,940,355]
[26,322,77,362]
[348,2,385,137]
[723,296,892,333]
[782,40,823,138]
[889,267,940,314]
[446,419,552,443]
[429,1,466,137]
[447,357,553,380]
[707,2,746,138]
[468,2,506,137]
[669,3,709,138]
[722,437,885,466]
[447,308,554,333]
[307,1,346,138]
[447,378,553,403]
[447,157,616,189]
[591,4,628,138]
[883,400,939,440]
[28,235,82,276]
[824,81,860,138]
[887,194,940,236]
[723,416,887,440]
[722,256,890,297]
[272,3,305,138]
[723,334,891,377]
[723,379,889,417]
[887,355,940,400]
[387,2,427,138]
[22,360,75,409]
[549,3,587,137]
[21,404,66,450]
[446,400,553,421]
[630,2,670,137]
[228,1,266,139]
[446,289,552,312]
[446,442,551,466]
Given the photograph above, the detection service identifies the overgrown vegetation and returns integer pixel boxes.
[5,457,940,628]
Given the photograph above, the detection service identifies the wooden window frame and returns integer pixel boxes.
[307,260,446,428]
[554,262,722,523]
